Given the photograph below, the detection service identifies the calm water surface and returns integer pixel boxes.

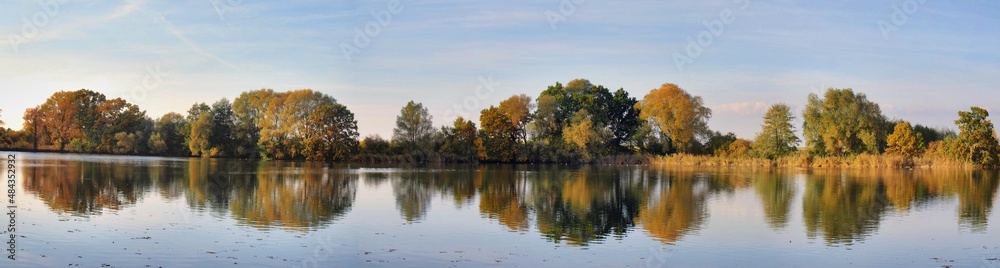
[3,152,999,267]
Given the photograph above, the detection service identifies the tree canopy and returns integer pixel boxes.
[886,121,924,158]
[3,84,998,167]
[635,83,712,154]
[803,88,888,156]
[393,101,434,152]
[951,107,1000,166]
[752,104,800,159]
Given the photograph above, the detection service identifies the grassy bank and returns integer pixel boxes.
[650,153,980,169]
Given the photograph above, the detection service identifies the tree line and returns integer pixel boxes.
[0,81,998,166]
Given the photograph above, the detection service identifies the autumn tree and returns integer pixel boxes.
[635,83,712,154]
[393,101,434,153]
[30,89,151,153]
[885,121,924,158]
[188,103,216,157]
[295,92,359,161]
[253,90,359,161]
[752,104,800,159]
[95,98,147,153]
[498,94,533,143]
[22,107,41,150]
[951,107,1000,166]
[37,90,86,150]
[718,139,752,158]
[232,89,279,158]
[440,117,479,160]
[479,106,517,162]
[562,109,600,158]
[802,88,888,156]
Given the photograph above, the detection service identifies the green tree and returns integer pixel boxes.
[95,98,147,153]
[752,104,800,159]
[359,135,391,155]
[299,92,359,161]
[440,117,479,159]
[913,124,955,144]
[393,101,434,153]
[529,94,559,142]
[802,88,888,156]
[635,83,712,154]
[886,121,924,158]
[210,99,237,157]
[479,106,517,162]
[631,119,672,154]
[232,89,278,158]
[952,107,1000,166]
[153,112,189,156]
[608,88,640,153]
[188,108,215,157]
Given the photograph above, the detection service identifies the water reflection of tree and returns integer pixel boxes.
[638,169,708,244]
[754,173,795,229]
[954,170,999,231]
[27,156,359,230]
[224,161,358,230]
[478,166,531,231]
[530,166,643,246]
[802,171,888,245]
[802,169,1000,243]
[392,171,435,222]
[24,158,155,215]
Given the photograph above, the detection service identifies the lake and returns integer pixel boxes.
[3,152,999,267]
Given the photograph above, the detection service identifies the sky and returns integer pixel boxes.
[0,0,998,139]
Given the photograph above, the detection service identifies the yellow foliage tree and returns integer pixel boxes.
[635,83,712,154]
[886,121,924,158]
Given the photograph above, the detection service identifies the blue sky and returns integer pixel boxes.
[1,0,998,139]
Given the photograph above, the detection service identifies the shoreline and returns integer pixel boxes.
[1,149,989,169]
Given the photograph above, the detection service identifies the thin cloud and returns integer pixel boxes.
[712,101,770,115]
[152,12,244,72]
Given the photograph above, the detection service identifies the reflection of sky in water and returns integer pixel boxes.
[7,152,1000,267]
